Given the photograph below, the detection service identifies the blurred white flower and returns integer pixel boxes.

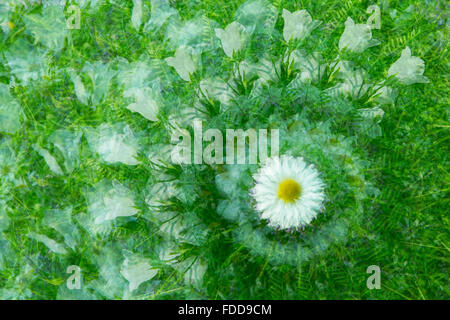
[0,200,11,232]
[175,257,207,288]
[199,78,235,108]
[145,181,180,208]
[359,106,385,123]
[0,84,22,134]
[131,0,143,30]
[49,130,82,174]
[43,207,80,250]
[0,138,19,187]
[0,2,12,33]
[85,123,141,165]
[373,83,398,104]
[67,61,116,106]
[67,69,89,105]
[27,233,67,255]
[326,61,370,99]
[144,0,178,32]
[165,46,197,81]
[234,0,278,34]
[339,17,379,52]
[124,87,160,121]
[289,50,325,84]
[4,39,48,85]
[116,57,155,91]
[87,180,139,225]
[282,9,320,42]
[23,5,68,52]
[82,61,116,105]
[121,251,158,292]
[166,15,218,54]
[102,191,138,223]
[388,47,429,85]
[215,21,247,58]
[32,144,64,176]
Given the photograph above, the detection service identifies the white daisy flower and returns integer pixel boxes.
[251,155,325,230]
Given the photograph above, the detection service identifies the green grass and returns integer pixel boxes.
[0,0,448,299]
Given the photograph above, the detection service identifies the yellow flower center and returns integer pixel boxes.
[8,21,14,29]
[277,178,301,203]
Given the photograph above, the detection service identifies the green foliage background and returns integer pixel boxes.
[0,0,448,299]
